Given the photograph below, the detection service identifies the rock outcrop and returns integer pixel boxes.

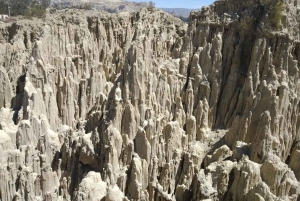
[0,0,300,200]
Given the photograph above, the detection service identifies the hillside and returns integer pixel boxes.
[50,0,196,18]
[160,8,196,18]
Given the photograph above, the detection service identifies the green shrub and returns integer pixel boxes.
[270,2,284,28]
[147,1,155,11]
[78,3,92,10]
[0,0,49,17]
[24,6,47,18]
[260,0,284,28]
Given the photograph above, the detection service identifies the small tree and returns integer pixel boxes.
[259,0,285,29]
[270,2,284,28]
[0,0,50,17]
[0,0,10,15]
[7,1,10,16]
[148,1,155,11]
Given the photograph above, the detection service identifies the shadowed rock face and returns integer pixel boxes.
[0,0,300,200]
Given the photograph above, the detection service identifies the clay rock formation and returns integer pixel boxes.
[0,0,300,200]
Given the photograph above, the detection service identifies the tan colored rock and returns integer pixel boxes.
[75,171,107,201]
[0,0,300,200]
[0,67,13,109]
[289,143,300,181]
[226,156,262,201]
[261,154,299,198]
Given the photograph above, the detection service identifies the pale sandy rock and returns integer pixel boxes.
[0,66,13,109]
[204,145,232,168]
[0,130,14,151]
[260,154,300,198]
[75,171,107,201]
[191,169,217,200]
[127,155,148,200]
[245,182,277,201]
[289,143,300,181]
[134,127,151,163]
[0,0,300,200]
[163,121,186,162]
[78,132,97,165]
[226,156,261,201]
[106,184,125,201]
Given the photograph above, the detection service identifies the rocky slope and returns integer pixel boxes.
[51,0,192,20]
[0,0,300,200]
[51,0,149,13]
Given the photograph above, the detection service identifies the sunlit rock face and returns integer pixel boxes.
[0,0,300,200]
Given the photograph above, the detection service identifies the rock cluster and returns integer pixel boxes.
[0,0,300,200]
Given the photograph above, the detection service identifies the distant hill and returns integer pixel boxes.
[51,0,124,4]
[160,8,197,18]
[50,0,198,21]
[51,0,148,13]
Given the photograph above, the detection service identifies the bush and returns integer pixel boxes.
[270,2,284,28]
[147,1,155,11]
[0,0,50,17]
[24,6,47,18]
[78,3,92,10]
[0,1,7,14]
[260,0,284,28]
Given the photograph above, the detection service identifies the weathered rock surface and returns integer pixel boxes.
[0,0,300,200]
